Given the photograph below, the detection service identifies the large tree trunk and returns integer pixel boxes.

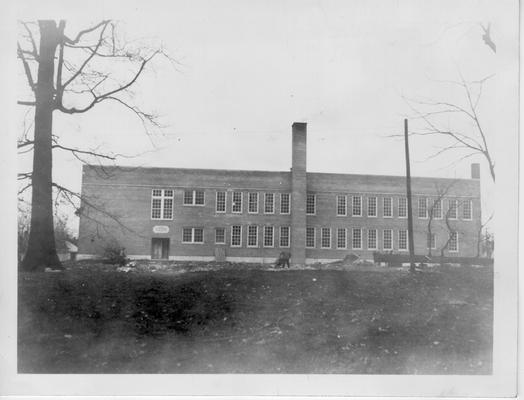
[21,21,61,271]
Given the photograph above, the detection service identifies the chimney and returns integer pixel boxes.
[291,122,307,266]
[471,163,480,179]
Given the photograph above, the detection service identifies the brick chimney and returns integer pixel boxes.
[471,163,480,179]
[291,122,307,266]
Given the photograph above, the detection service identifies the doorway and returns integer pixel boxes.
[151,238,170,260]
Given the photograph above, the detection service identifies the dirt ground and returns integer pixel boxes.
[18,263,493,374]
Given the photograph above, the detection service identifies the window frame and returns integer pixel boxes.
[279,226,290,248]
[306,227,316,248]
[321,227,331,249]
[263,226,274,248]
[352,195,362,217]
[367,228,378,250]
[215,227,226,244]
[448,199,458,220]
[398,229,408,251]
[352,227,362,250]
[248,192,259,214]
[182,227,204,244]
[418,197,428,219]
[367,196,377,217]
[462,200,473,220]
[151,189,174,221]
[449,231,459,252]
[183,190,205,206]
[264,193,275,214]
[280,193,291,214]
[398,196,407,219]
[306,194,316,215]
[383,197,393,218]
[337,228,347,249]
[232,191,243,214]
[427,232,436,249]
[336,195,347,216]
[216,191,226,213]
[433,199,443,219]
[247,225,258,248]
[383,229,393,250]
[231,225,242,247]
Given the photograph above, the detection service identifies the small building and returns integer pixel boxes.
[77,123,481,265]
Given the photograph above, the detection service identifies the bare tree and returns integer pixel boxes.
[425,181,456,257]
[400,72,495,183]
[476,212,494,258]
[17,20,173,271]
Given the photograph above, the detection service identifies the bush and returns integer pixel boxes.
[103,245,128,266]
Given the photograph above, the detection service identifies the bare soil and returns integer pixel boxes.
[18,263,493,374]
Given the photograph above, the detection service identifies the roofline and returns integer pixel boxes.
[83,164,476,182]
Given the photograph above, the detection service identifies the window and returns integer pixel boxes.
[368,229,377,250]
[264,193,274,214]
[383,229,393,250]
[151,189,174,220]
[368,197,377,217]
[182,227,204,243]
[383,197,392,218]
[427,233,436,249]
[306,227,316,248]
[321,228,331,248]
[337,195,347,216]
[215,228,225,244]
[449,232,459,252]
[448,199,458,219]
[248,192,258,214]
[418,197,427,218]
[352,228,362,249]
[184,190,205,206]
[216,191,226,213]
[264,226,274,247]
[337,228,347,249]
[433,199,442,219]
[352,196,362,216]
[232,192,243,213]
[231,225,242,247]
[398,197,407,218]
[463,200,472,220]
[280,193,290,214]
[306,194,316,215]
[247,225,258,247]
[280,226,290,247]
[400,230,410,250]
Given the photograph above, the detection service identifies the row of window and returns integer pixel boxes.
[332,195,471,220]
[183,226,291,248]
[180,226,459,252]
[151,189,473,222]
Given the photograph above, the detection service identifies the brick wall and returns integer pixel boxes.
[78,164,481,262]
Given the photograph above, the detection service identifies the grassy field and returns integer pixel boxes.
[18,263,493,374]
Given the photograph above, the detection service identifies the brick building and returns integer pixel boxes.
[77,122,482,264]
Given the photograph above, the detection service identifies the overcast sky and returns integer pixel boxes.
[15,0,519,232]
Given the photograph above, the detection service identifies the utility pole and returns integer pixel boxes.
[404,119,416,272]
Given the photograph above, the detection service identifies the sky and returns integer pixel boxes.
[14,0,519,234]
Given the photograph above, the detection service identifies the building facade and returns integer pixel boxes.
[78,123,482,264]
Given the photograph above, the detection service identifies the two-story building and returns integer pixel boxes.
[77,122,482,264]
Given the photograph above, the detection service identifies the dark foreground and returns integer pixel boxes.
[18,264,493,374]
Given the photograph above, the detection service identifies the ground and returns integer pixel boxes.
[18,262,493,374]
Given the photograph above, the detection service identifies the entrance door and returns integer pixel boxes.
[151,238,170,260]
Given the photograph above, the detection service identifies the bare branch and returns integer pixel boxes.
[61,21,111,91]
[17,42,36,92]
[17,100,36,106]
[57,50,161,114]
[63,20,111,45]
[20,22,39,60]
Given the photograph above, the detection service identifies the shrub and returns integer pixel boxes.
[103,245,128,266]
